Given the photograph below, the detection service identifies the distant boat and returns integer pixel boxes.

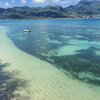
[24,29,31,33]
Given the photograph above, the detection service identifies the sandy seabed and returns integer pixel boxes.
[0,26,100,100]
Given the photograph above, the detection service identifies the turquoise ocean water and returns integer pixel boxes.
[1,19,100,84]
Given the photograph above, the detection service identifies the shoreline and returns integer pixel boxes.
[0,18,100,21]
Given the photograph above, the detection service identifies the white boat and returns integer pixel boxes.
[24,29,31,32]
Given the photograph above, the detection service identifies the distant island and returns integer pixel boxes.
[0,0,100,19]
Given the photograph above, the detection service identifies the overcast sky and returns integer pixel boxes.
[0,0,85,8]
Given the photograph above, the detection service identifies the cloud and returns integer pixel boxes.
[31,0,81,7]
[21,0,27,4]
[12,0,15,3]
[51,0,60,3]
[0,0,89,8]
[5,2,10,7]
[19,0,82,7]
[50,0,80,5]
[33,0,46,3]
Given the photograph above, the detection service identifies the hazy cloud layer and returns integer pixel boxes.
[27,0,81,6]
[0,0,87,8]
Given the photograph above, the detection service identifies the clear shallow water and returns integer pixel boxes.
[0,19,100,99]
[1,19,100,84]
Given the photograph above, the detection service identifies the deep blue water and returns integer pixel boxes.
[1,19,100,85]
